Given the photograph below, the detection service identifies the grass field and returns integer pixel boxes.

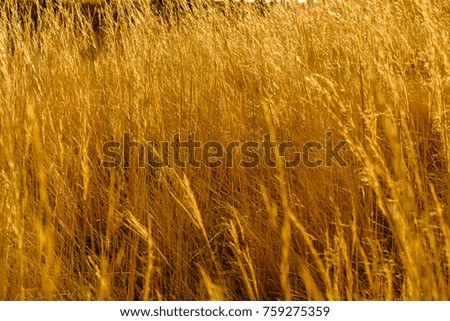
[0,0,449,300]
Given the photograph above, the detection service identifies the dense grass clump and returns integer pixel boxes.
[0,0,449,300]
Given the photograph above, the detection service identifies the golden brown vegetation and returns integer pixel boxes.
[1,0,450,300]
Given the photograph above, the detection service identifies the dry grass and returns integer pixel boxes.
[1,0,450,300]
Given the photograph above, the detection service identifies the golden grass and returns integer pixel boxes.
[0,0,449,300]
